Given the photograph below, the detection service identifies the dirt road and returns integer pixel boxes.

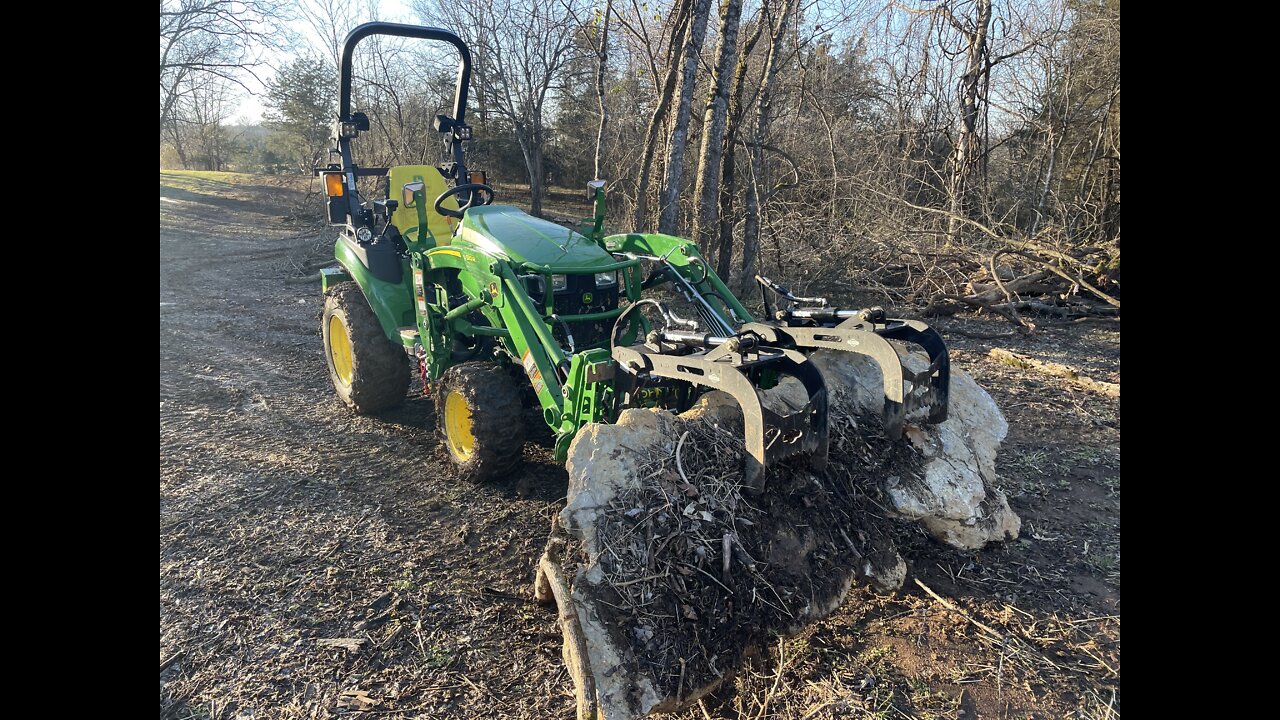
[160,172,1119,719]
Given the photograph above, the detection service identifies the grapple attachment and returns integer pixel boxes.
[755,276,950,438]
[604,277,952,494]
[612,329,829,494]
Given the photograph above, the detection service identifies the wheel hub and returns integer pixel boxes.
[443,390,476,460]
[328,315,354,386]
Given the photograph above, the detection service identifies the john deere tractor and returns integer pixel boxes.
[318,22,951,489]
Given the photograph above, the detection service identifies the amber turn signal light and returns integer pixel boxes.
[324,173,345,197]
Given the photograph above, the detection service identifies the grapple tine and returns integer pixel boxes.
[613,347,769,493]
[870,320,949,424]
[611,344,829,495]
[779,356,829,471]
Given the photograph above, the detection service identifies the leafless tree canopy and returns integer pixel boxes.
[159,0,1120,319]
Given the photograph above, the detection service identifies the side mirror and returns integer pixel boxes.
[586,179,606,201]
[402,181,425,208]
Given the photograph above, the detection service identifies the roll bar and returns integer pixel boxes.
[339,22,472,125]
[333,22,474,229]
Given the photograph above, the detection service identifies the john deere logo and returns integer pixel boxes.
[582,292,594,304]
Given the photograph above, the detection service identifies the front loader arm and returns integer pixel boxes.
[420,247,569,423]
[603,233,753,330]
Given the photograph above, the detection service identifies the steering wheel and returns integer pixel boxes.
[434,183,495,219]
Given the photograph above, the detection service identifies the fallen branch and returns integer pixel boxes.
[850,178,1121,307]
[914,578,1060,671]
[316,638,366,652]
[967,270,1056,305]
[537,548,598,720]
[1010,250,1121,308]
[989,348,1119,398]
[934,323,1020,340]
[988,300,1118,318]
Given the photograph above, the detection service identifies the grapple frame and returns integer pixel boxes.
[608,307,950,493]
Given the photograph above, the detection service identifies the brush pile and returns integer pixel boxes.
[536,349,1020,719]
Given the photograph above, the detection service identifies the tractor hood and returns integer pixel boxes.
[456,205,612,271]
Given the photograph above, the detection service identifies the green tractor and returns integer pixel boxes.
[318,22,951,490]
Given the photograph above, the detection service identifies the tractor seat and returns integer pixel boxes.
[387,165,460,247]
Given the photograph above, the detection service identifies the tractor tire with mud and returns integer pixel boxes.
[322,284,410,414]
[436,361,526,481]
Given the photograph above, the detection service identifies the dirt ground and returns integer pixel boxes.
[160,171,1120,720]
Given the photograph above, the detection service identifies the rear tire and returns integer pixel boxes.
[322,284,410,414]
[436,362,526,480]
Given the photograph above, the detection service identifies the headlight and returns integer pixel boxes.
[551,274,568,292]
[595,271,618,288]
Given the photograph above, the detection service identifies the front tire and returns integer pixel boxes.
[436,362,526,480]
[322,284,410,414]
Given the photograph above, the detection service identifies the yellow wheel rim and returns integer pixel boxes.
[328,315,354,386]
[443,390,477,460]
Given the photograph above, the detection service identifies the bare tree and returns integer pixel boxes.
[714,14,764,280]
[937,0,993,244]
[656,0,714,234]
[740,0,797,285]
[419,0,585,216]
[630,0,693,229]
[160,0,286,129]
[585,0,615,180]
[691,0,743,253]
[297,0,362,71]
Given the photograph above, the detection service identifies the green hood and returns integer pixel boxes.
[456,205,612,271]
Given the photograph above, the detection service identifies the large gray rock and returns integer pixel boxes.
[808,349,1021,550]
[563,408,678,578]
[560,409,722,719]
[679,348,1021,551]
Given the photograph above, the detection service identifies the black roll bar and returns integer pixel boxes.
[335,22,473,230]
[339,22,472,125]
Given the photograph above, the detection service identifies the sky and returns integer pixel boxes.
[233,0,417,124]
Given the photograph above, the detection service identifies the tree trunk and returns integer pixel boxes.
[657,0,714,235]
[593,0,614,181]
[715,16,765,281]
[171,124,189,169]
[513,120,541,216]
[946,0,993,245]
[716,147,736,280]
[531,126,546,216]
[691,0,744,253]
[633,0,692,230]
[740,0,796,286]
